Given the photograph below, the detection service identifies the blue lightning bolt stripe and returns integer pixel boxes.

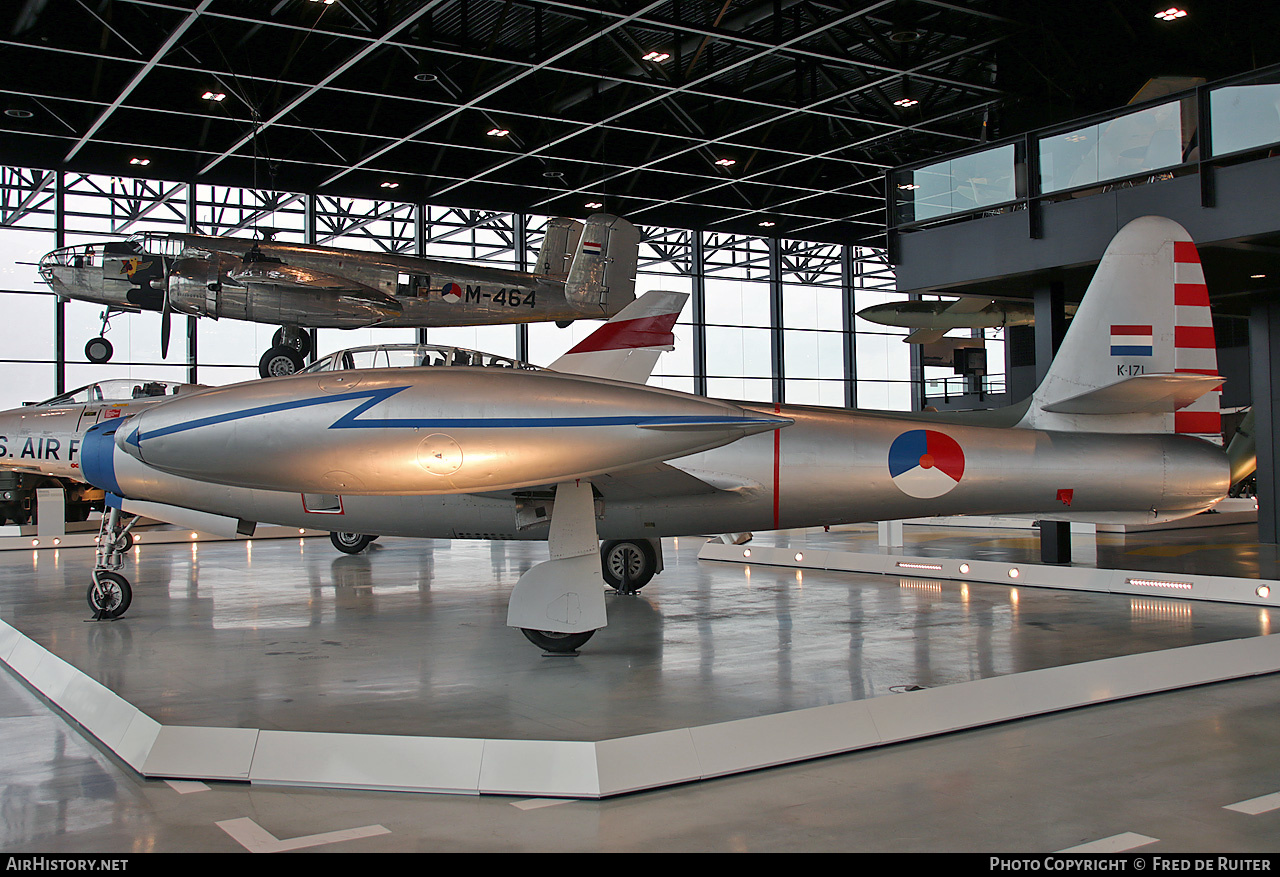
[127,386,777,446]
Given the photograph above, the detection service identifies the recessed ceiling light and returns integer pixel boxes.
[889,30,921,43]
[642,51,671,62]
[893,97,919,108]
[1252,274,1267,279]
[129,157,150,166]
[414,72,438,83]
[897,183,920,190]
[380,181,399,189]
[714,158,736,167]
[487,127,510,137]
[201,91,226,102]
[758,221,776,227]
[5,108,33,119]
[584,201,603,209]
[1154,7,1188,20]
[542,170,564,179]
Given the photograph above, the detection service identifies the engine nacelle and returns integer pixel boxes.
[166,256,222,318]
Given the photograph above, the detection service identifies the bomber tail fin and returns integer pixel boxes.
[564,214,640,317]
[533,217,584,280]
[1017,216,1222,440]
[550,289,687,384]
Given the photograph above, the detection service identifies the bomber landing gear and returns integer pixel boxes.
[258,327,312,377]
[86,308,122,363]
[85,337,113,363]
[330,532,378,554]
[88,506,137,620]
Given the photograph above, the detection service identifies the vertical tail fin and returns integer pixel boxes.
[1017,216,1222,439]
[533,217,584,280]
[564,214,640,316]
[550,290,687,383]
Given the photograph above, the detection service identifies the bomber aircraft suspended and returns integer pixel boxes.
[21,217,1231,653]
[37,213,640,377]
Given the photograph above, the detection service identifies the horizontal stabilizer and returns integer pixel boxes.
[1040,372,1223,415]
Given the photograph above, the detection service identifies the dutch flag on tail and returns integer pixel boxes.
[1110,324,1153,357]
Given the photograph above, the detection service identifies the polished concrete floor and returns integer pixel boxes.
[2,524,1279,852]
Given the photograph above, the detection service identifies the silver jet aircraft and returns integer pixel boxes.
[67,216,1228,652]
[37,213,639,377]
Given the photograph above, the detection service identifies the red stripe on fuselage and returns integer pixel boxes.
[563,312,679,354]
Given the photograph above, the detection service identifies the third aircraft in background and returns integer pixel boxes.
[37,213,640,377]
[61,216,1230,652]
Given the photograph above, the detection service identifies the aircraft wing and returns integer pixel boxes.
[472,460,726,503]
[903,327,948,344]
[902,297,996,344]
[227,263,404,316]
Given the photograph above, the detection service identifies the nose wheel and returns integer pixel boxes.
[87,506,137,620]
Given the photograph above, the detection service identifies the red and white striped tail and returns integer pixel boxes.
[1171,239,1222,444]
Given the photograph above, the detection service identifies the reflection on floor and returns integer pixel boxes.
[0,525,1273,743]
[2,523,1280,850]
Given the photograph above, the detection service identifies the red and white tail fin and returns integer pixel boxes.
[1017,216,1222,440]
[550,290,687,383]
[1170,238,1222,442]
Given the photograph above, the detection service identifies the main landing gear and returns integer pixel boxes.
[258,327,312,377]
[87,506,137,620]
[330,531,378,554]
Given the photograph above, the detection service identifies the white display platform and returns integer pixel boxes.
[901,497,1258,533]
[699,539,1278,608]
[3,614,1279,798]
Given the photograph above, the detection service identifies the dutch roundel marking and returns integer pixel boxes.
[887,429,965,499]
[441,282,463,303]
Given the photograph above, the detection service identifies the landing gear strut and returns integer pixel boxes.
[88,506,136,619]
[85,309,120,363]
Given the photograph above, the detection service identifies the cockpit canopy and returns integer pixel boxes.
[35,379,194,406]
[300,343,543,373]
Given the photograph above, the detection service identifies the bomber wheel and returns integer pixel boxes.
[85,337,114,363]
[601,539,657,592]
[272,327,312,357]
[113,530,134,553]
[330,532,377,554]
[87,572,132,619]
[259,346,305,377]
[555,320,573,329]
[521,628,595,653]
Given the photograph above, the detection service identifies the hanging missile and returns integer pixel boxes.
[115,368,791,496]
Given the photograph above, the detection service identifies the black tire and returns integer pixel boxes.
[272,327,312,357]
[600,539,657,592]
[555,320,573,329]
[113,530,134,553]
[330,532,377,554]
[259,346,305,377]
[87,571,132,619]
[85,337,113,363]
[521,628,595,652]
[66,502,91,522]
